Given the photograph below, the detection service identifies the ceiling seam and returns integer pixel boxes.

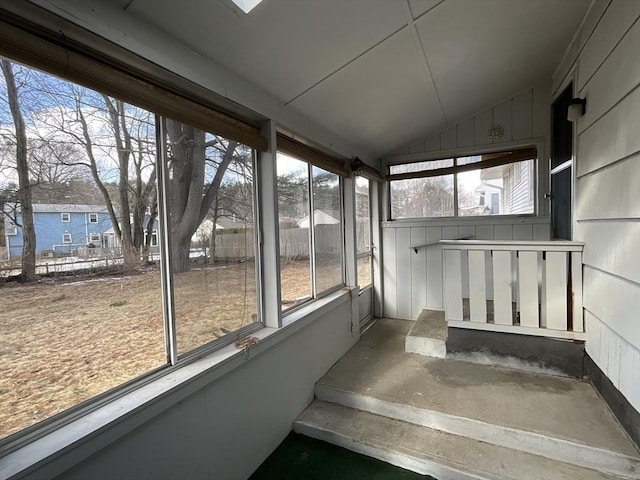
[283,24,408,107]
[400,0,448,127]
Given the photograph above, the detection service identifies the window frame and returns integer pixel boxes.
[355,176,373,291]
[60,212,70,222]
[276,152,346,315]
[88,213,98,223]
[387,147,537,220]
[62,233,72,244]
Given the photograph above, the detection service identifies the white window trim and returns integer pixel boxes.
[62,233,72,244]
[5,223,17,236]
[88,213,99,223]
[61,213,70,223]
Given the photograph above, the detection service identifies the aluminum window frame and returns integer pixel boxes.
[277,154,346,315]
[388,148,538,220]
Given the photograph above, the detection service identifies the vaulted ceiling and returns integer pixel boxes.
[106,0,590,158]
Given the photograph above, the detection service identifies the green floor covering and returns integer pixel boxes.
[250,432,435,480]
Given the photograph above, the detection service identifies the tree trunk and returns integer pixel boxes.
[166,120,237,273]
[1,60,37,282]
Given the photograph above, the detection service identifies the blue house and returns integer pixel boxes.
[4,203,113,259]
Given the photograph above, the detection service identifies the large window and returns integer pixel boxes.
[0,57,259,442]
[389,149,536,219]
[277,153,344,311]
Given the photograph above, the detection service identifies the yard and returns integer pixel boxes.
[0,256,370,440]
[0,260,282,440]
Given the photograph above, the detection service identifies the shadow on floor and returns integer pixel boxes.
[250,432,435,480]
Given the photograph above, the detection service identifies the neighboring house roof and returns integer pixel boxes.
[4,203,110,214]
[297,210,339,228]
[216,216,251,230]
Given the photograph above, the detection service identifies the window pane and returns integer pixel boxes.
[0,59,165,439]
[457,160,534,216]
[312,166,343,293]
[389,158,453,175]
[164,122,259,355]
[277,153,311,310]
[390,175,454,218]
[456,155,482,165]
[355,177,371,287]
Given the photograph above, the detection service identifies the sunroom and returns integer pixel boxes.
[0,1,638,479]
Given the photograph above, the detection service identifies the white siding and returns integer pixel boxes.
[554,0,640,413]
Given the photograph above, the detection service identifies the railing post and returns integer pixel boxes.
[571,251,584,332]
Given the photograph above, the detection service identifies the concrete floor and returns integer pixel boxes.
[317,318,639,458]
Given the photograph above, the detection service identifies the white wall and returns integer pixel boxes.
[384,83,551,217]
[29,300,353,480]
[553,0,640,413]
[381,84,552,320]
[381,217,550,319]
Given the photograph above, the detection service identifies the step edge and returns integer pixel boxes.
[315,383,640,479]
[294,418,502,480]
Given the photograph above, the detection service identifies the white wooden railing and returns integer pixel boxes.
[441,240,585,340]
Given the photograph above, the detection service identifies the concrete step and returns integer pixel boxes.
[295,401,627,480]
[405,309,447,358]
[319,318,640,479]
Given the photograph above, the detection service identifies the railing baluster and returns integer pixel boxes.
[518,251,539,328]
[544,251,568,331]
[468,250,487,323]
[492,250,513,325]
[571,251,584,332]
[444,249,463,321]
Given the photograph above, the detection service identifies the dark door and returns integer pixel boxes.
[550,84,573,240]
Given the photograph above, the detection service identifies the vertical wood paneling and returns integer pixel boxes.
[425,134,441,152]
[492,250,513,325]
[532,83,550,140]
[475,225,494,240]
[493,100,512,142]
[545,252,568,331]
[533,223,550,240]
[468,250,487,323]
[408,139,425,154]
[518,251,539,328]
[426,226,443,308]
[441,126,456,150]
[474,109,492,146]
[494,224,513,240]
[457,118,474,147]
[442,226,459,240]
[512,224,533,240]
[395,228,412,318]
[382,228,397,317]
[571,251,584,332]
[410,227,427,319]
[512,89,533,140]
[444,249,463,321]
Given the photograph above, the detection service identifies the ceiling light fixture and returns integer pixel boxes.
[231,0,263,14]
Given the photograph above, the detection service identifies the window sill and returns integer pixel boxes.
[382,215,549,228]
[0,289,352,480]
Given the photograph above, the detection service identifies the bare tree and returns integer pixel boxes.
[0,60,36,281]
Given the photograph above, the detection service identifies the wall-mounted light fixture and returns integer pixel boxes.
[351,157,364,176]
[567,98,586,122]
[487,125,504,142]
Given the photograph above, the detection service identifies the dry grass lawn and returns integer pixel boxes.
[0,257,368,440]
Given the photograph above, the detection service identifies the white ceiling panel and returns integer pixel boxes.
[122,0,407,102]
[416,0,589,123]
[89,0,592,157]
[409,0,444,19]
[288,29,444,155]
